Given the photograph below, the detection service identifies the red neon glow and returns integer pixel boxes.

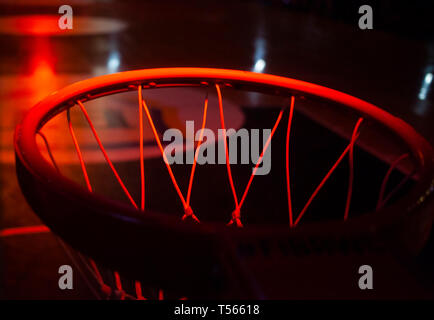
[114,271,125,300]
[135,281,145,300]
[19,68,432,301]
[185,93,209,208]
[10,15,60,36]
[29,59,56,103]
[26,38,57,104]
[216,84,240,210]
[286,96,295,226]
[376,153,410,210]
[216,84,285,227]
[31,59,54,78]
[0,225,50,237]
[140,92,200,223]
[37,131,59,172]
[138,85,146,211]
[294,118,364,226]
[76,100,138,208]
[68,107,134,300]
[141,98,188,209]
[344,118,364,220]
[236,109,284,214]
[134,83,146,302]
[67,110,93,192]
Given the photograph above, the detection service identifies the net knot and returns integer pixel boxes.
[113,289,126,300]
[100,283,112,298]
[182,205,200,223]
[228,208,243,227]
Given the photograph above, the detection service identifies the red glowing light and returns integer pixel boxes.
[27,37,57,100]
[0,225,50,238]
[28,56,57,101]
[0,15,126,36]
[7,15,62,36]
[32,59,54,78]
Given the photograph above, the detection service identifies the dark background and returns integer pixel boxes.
[0,0,433,299]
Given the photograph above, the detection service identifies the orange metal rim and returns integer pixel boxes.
[14,68,434,235]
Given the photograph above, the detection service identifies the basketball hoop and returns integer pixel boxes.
[14,68,434,299]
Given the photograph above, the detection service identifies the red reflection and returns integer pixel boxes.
[28,38,57,99]
[11,15,62,36]
[31,59,56,100]
[0,225,50,238]
[32,59,54,78]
